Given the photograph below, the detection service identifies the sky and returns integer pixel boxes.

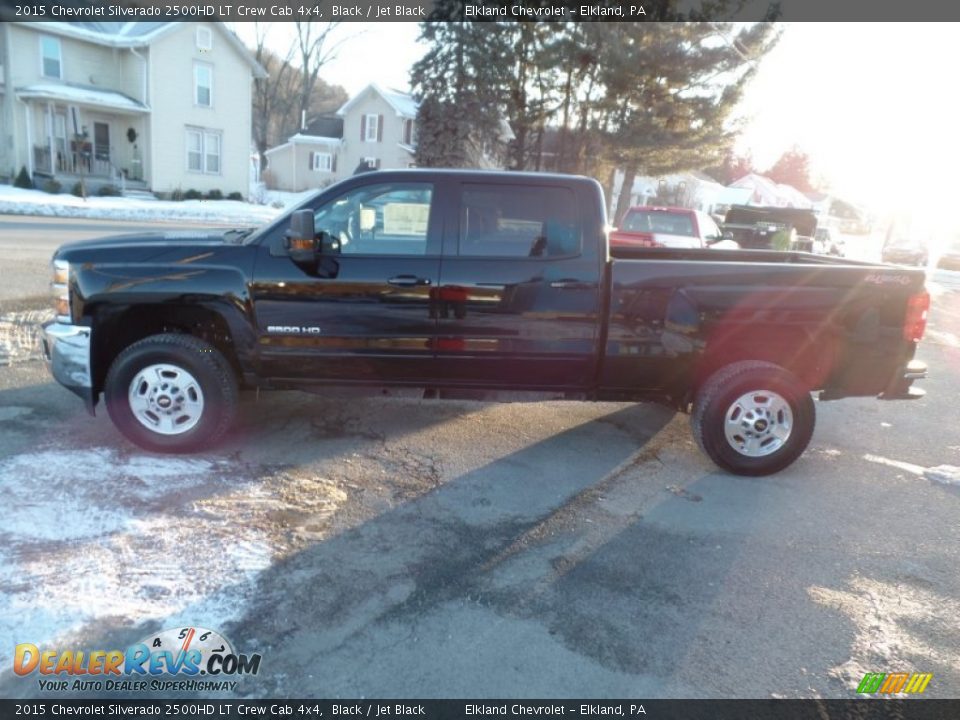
[231,22,960,217]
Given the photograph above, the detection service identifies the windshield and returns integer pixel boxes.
[622,210,695,237]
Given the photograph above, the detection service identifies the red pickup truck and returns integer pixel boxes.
[611,206,731,249]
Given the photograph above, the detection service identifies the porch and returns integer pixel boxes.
[17,83,150,187]
[33,143,119,180]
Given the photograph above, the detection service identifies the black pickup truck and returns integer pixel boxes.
[41,170,929,475]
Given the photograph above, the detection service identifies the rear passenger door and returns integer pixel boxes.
[433,180,602,389]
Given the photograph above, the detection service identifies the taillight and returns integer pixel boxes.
[904,290,930,342]
[613,231,661,247]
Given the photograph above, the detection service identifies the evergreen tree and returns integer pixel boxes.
[601,23,778,221]
[411,18,511,168]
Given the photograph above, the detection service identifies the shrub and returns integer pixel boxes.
[170,187,184,201]
[184,189,203,200]
[227,191,244,201]
[42,179,62,194]
[70,181,86,198]
[271,200,284,209]
[96,184,121,197]
[205,189,223,200]
[14,166,33,189]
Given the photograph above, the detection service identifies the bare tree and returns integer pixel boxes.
[250,22,296,171]
[293,22,348,131]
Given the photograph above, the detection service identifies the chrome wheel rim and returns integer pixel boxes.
[723,389,793,457]
[128,363,204,436]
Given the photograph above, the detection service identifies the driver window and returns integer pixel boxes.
[313,182,433,256]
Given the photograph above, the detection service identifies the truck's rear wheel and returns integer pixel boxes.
[692,361,815,476]
[105,333,238,453]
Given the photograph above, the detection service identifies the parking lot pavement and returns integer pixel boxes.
[0,278,959,698]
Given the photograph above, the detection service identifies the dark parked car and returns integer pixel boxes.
[41,170,928,476]
[723,205,819,252]
[883,226,929,267]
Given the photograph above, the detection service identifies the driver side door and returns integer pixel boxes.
[251,179,443,384]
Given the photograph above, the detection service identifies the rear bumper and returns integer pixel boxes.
[820,359,927,401]
[879,359,927,400]
[39,321,96,414]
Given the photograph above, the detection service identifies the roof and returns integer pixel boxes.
[13,21,267,78]
[16,83,148,113]
[336,84,419,118]
[302,116,344,139]
[714,187,754,205]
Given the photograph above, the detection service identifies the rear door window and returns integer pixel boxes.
[458,184,580,258]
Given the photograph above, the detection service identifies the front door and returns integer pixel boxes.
[93,121,110,172]
[251,179,443,383]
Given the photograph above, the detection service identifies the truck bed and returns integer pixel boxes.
[610,246,877,266]
[601,248,927,403]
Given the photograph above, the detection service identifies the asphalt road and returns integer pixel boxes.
[0,218,958,699]
[0,214,233,305]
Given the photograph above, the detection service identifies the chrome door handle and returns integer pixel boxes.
[388,275,432,287]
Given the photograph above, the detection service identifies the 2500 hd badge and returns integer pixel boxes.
[266,326,322,334]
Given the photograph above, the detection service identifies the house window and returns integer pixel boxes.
[363,157,380,170]
[186,128,221,174]
[364,114,379,142]
[205,132,220,173]
[196,27,213,51]
[312,152,332,172]
[402,118,415,146]
[40,35,61,79]
[194,63,212,107]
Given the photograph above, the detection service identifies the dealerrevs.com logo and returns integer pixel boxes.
[14,626,262,693]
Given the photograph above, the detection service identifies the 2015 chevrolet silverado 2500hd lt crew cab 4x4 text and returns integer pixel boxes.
[40,171,929,476]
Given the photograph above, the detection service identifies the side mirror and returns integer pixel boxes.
[285,210,318,270]
[705,234,722,246]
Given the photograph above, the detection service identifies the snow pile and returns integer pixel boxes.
[0,184,314,225]
[0,446,346,670]
[0,308,54,366]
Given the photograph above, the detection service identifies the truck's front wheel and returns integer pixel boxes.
[104,333,238,453]
[692,361,815,476]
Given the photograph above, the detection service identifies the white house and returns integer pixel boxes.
[265,84,419,192]
[728,173,813,209]
[0,21,266,197]
[610,170,752,218]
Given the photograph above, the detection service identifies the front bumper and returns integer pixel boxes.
[39,321,96,414]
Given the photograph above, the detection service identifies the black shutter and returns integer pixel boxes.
[377,114,383,142]
[360,115,366,141]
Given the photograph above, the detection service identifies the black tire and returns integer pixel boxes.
[104,333,238,453]
[691,360,815,476]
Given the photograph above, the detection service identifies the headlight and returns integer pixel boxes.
[52,259,70,322]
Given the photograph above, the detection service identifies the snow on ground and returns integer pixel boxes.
[0,308,53,366]
[0,446,346,670]
[0,184,315,226]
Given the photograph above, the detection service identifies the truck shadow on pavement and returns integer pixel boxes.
[0,392,694,698]
[11,385,954,698]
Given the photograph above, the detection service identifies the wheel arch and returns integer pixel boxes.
[88,301,256,400]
